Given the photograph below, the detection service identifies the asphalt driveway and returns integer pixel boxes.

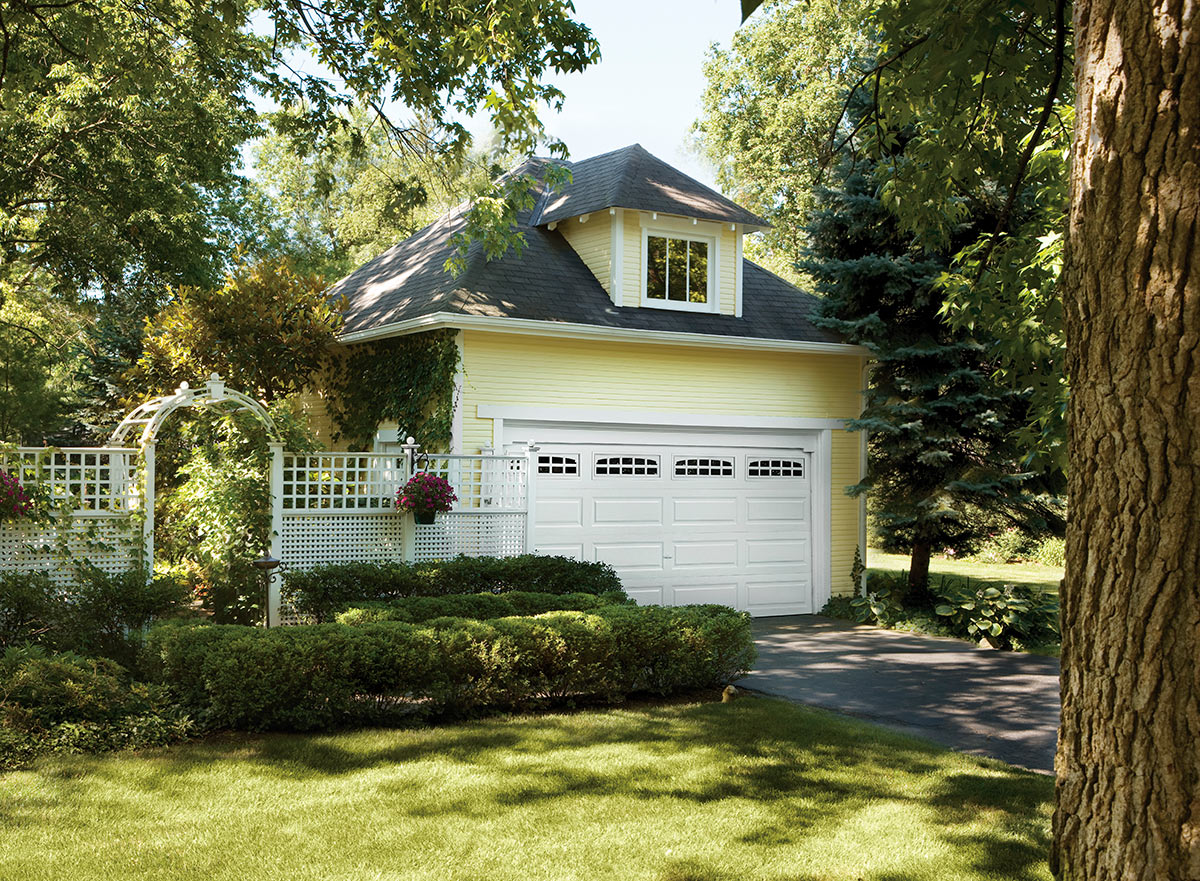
[739,615,1060,773]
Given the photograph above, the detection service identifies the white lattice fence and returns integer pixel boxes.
[411,455,527,562]
[0,447,142,586]
[277,452,529,571]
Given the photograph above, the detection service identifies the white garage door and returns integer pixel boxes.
[526,437,815,616]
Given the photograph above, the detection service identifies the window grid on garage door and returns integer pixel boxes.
[594,454,659,476]
[673,456,734,477]
[536,453,579,476]
[747,457,806,478]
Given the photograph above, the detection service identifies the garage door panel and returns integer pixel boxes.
[672,497,738,524]
[535,498,583,527]
[747,580,812,609]
[594,542,664,571]
[672,583,739,606]
[537,543,585,560]
[624,587,665,606]
[746,537,809,566]
[746,496,809,523]
[594,497,662,526]
[672,540,738,569]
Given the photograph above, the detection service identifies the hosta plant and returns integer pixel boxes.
[934,582,1059,649]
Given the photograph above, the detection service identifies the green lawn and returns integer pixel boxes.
[1,696,1051,881]
[867,549,1064,594]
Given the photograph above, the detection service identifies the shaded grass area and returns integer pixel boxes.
[0,696,1052,881]
[868,550,1064,595]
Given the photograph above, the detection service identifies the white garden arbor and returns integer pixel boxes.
[109,373,285,585]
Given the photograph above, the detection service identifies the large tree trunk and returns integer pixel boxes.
[1052,2,1200,878]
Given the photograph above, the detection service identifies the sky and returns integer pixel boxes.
[471,0,749,188]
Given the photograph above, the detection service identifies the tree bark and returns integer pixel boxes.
[1053,2,1200,878]
[908,538,933,606]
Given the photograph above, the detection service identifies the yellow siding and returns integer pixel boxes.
[460,330,866,593]
[559,215,611,295]
[295,387,340,449]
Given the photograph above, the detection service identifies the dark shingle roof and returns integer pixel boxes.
[536,144,768,228]
[333,154,842,347]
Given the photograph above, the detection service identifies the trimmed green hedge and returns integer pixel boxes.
[0,646,193,770]
[282,555,625,622]
[335,591,630,625]
[144,605,755,731]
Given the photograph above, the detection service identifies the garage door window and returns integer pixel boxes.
[748,458,805,478]
[537,454,579,476]
[594,455,659,476]
[673,457,734,477]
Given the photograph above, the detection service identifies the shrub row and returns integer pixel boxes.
[0,646,193,770]
[282,555,624,622]
[0,568,190,665]
[144,604,755,732]
[335,590,630,626]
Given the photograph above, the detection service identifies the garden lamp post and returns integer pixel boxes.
[252,554,281,627]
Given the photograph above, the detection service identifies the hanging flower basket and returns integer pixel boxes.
[395,472,457,524]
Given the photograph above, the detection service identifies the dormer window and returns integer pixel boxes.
[639,215,720,313]
[646,235,709,304]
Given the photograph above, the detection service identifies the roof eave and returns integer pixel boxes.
[338,312,869,357]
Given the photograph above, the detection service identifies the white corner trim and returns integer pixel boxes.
[338,313,871,356]
[812,428,834,611]
[610,208,624,306]
[734,226,744,319]
[476,404,852,432]
[451,329,465,453]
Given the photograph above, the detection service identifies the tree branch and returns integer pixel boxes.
[972,0,1068,281]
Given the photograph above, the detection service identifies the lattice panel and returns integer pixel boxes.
[413,512,526,562]
[282,453,405,511]
[416,455,526,510]
[0,517,141,587]
[0,447,138,514]
[280,512,407,572]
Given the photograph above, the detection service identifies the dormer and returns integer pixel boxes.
[533,145,769,318]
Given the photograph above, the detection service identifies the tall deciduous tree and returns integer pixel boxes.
[1051,2,1199,877]
[695,0,876,282]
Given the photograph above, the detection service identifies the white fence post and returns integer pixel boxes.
[141,441,156,572]
[399,437,419,564]
[267,442,284,627]
[524,441,539,554]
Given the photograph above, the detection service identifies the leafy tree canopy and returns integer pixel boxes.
[131,257,343,404]
[0,0,599,303]
[695,0,877,282]
[719,0,1070,476]
[843,0,1072,474]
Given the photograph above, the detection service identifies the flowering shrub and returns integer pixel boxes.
[0,470,35,521]
[395,472,457,516]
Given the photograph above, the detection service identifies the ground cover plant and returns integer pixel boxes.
[823,550,1063,653]
[0,696,1053,881]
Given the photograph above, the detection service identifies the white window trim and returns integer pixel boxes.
[638,213,721,313]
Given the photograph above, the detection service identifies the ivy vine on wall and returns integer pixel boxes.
[325,330,460,451]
